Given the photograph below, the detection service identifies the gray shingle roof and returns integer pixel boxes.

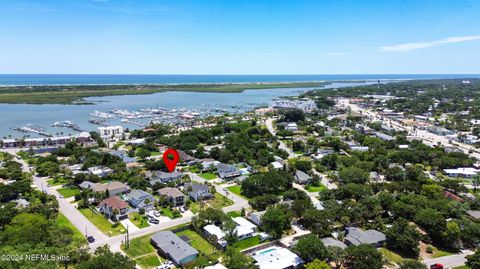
[345,227,386,246]
[151,231,198,263]
[321,237,347,249]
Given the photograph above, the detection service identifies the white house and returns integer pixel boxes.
[444,167,480,178]
[251,246,304,269]
[203,224,227,247]
[233,217,257,240]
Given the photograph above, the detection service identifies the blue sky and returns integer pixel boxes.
[0,0,479,74]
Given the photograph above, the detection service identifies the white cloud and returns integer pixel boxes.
[324,52,349,56]
[380,35,480,52]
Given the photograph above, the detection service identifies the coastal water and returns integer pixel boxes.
[0,82,375,138]
[0,73,478,139]
[0,74,479,85]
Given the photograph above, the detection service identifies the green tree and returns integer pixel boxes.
[399,260,427,269]
[224,247,259,269]
[261,206,292,239]
[345,244,383,269]
[292,234,329,262]
[467,248,480,269]
[305,259,332,269]
[76,245,135,269]
[386,218,421,257]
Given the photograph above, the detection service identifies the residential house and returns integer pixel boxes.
[217,163,241,179]
[158,187,185,207]
[285,122,299,131]
[109,150,137,164]
[184,183,213,202]
[203,224,227,247]
[126,189,156,211]
[146,170,184,184]
[270,161,284,170]
[93,181,130,197]
[321,237,347,249]
[99,196,129,221]
[295,170,311,184]
[251,246,304,269]
[344,227,386,247]
[444,167,480,178]
[150,231,199,266]
[79,180,96,189]
[88,166,113,178]
[232,217,257,240]
[200,158,220,171]
[177,150,195,164]
[248,210,266,226]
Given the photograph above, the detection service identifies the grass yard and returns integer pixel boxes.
[188,201,201,213]
[306,184,327,193]
[379,248,405,264]
[175,230,217,255]
[430,245,456,258]
[233,236,261,251]
[122,234,157,258]
[150,151,162,156]
[47,177,67,186]
[129,212,150,228]
[79,208,126,236]
[57,213,86,246]
[453,266,469,269]
[199,172,217,180]
[226,185,249,200]
[208,193,234,209]
[227,211,241,218]
[159,206,180,219]
[134,253,162,269]
[57,187,80,198]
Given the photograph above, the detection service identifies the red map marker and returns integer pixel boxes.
[163,148,179,173]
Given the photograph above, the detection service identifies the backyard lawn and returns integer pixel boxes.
[79,208,126,236]
[47,177,67,186]
[175,229,217,255]
[227,211,241,218]
[199,172,217,180]
[379,248,405,264]
[159,206,180,219]
[122,233,157,258]
[306,184,327,193]
[57,213,86,246]
[129,212,149,228]
[208,193,234,209]
[188,201,201,213]
[233,235,261,251]
[57,187,81,198]
[134,253,162,269]
[226,185,249,200]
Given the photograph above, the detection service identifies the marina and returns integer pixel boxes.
[0,82,374,139]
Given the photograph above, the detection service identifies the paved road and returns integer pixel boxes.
[266,117,296,158]
[8,150,109,244]
[423,251,473,268]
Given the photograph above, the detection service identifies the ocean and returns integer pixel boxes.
[0,74,479,85]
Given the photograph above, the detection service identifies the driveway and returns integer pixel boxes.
[266,117,296,158]
[423,251,473,268]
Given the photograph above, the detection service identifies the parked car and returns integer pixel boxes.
[430,264,443,269]
[58,195,64,199]
[148,217,159,224]
[152,210,161,217]
[179,206,185,213]
[87,236,95,243]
